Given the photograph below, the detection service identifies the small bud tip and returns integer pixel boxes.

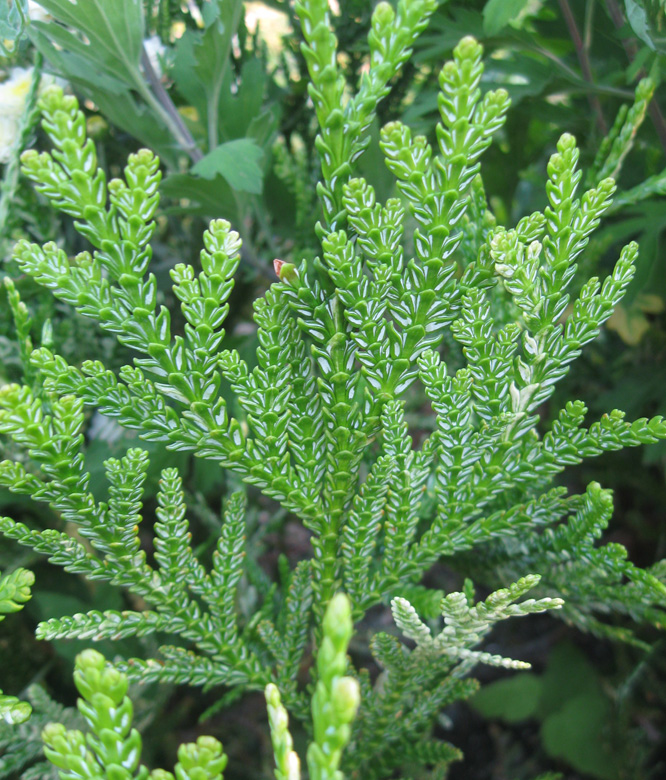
[273,259,298,283]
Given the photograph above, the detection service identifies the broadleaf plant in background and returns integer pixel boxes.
[27,0,197,167]
[20,0,281,237]
[0,0,665,777]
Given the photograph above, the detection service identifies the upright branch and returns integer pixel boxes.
[1,23,666,780]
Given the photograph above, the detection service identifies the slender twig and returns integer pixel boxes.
[604,0,666,154]
[526,42,634,98]
[583,0,595,51]
[233,192,274,280]
[139,47,203,164]
[559,0,608,133]
[252,194,281,258]
[604,0,635,48]
[646,98,666,152]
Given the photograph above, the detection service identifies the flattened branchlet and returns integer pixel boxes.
[0,1,665,776]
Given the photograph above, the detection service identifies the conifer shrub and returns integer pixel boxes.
[1,1,665,777]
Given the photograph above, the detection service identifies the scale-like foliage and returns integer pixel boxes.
[42,649,229,780]
[37,596,358,780]
[0,567,34,725]
[0,684,81,780]
[0,1,665,775]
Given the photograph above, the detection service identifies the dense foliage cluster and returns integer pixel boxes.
[1,1,666,778]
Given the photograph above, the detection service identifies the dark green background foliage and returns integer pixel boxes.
[1,1,666,779]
